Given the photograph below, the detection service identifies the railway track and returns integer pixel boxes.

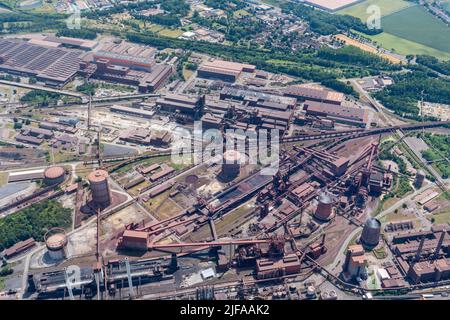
[83,121,450,167]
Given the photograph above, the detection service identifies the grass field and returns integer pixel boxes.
[335,34,403,63]
[381,6,450,54]
[233,9,251,18]
[0,172,8,187]
[442,0,450,14]
[429,211,450,224]
[341,1,450,60]
[260,0,286,7]
[0,0,17,9]
[365,32,450,60]
[338,0,414,20]
[157,28,183,38]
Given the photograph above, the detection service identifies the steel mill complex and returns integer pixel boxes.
[0,3,448,304]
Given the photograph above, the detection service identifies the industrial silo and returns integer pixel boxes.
[314,192,334,222]
[360,217,381,248]
[43,166,65,186]
[45,228,68,260]
[88,169,111,207]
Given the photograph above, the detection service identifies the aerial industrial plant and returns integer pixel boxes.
[0,0,449,304]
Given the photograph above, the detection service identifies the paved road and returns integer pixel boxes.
[0,80,86,98]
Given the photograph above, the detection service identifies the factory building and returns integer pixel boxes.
[80,59,173,93]
[303,100,368,128]
[201,113,224,130]
[389,227,450,285]
[391,228,449,259]
[156,94,204,116]
[408,258,450,284]
[149,181,174,198]
[330,157,349,176]
[15,134,43,145]
[0,39,85,87]
[283,85,344,105]
[39,121,78,134]
[343,245,367,281]
[119,127,171,147]
[20,34,98,51]
[119,230,149,251]
[220,86,296,109]
[119,128,152,145]
[218,86,295,133]
[7,168,44,183]
[94,41,156,71]
[198,59,256,82]
[22,126,54,139]
[204,98,235,115]
[87,169,111,208]
[256,254,301,279]
[3,238,35,259]
[360,218,381,249]
[149,165,175,182]
[110,105,155,119]
[368,171,384,195]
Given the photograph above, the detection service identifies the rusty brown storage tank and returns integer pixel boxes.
[360,217,381,248]
[314,192,333,221]
[221,150,242,180]
[88,169,111,207]
[44,166,65,186]
[44,228,67,260]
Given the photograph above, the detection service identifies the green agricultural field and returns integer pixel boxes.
[0,0,18,10]
[442,0,450,14]
[380,6,450,54]
[157,28,183,38]
[338,0,414,20]
[365,32,450,60]
[233,9,251,18]
[260,0,286,7]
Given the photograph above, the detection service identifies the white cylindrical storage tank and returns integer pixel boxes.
[45,228,67,260]
[306,285,316,297]
[221,150,242,180]
[88,169,111,207]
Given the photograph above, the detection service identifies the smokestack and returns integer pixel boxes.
[415,236,426,262]
[433,230,446,260]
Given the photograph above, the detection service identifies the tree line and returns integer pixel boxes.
[0,200,72,251]
[374,71,450,120]
[281,2,383,36]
